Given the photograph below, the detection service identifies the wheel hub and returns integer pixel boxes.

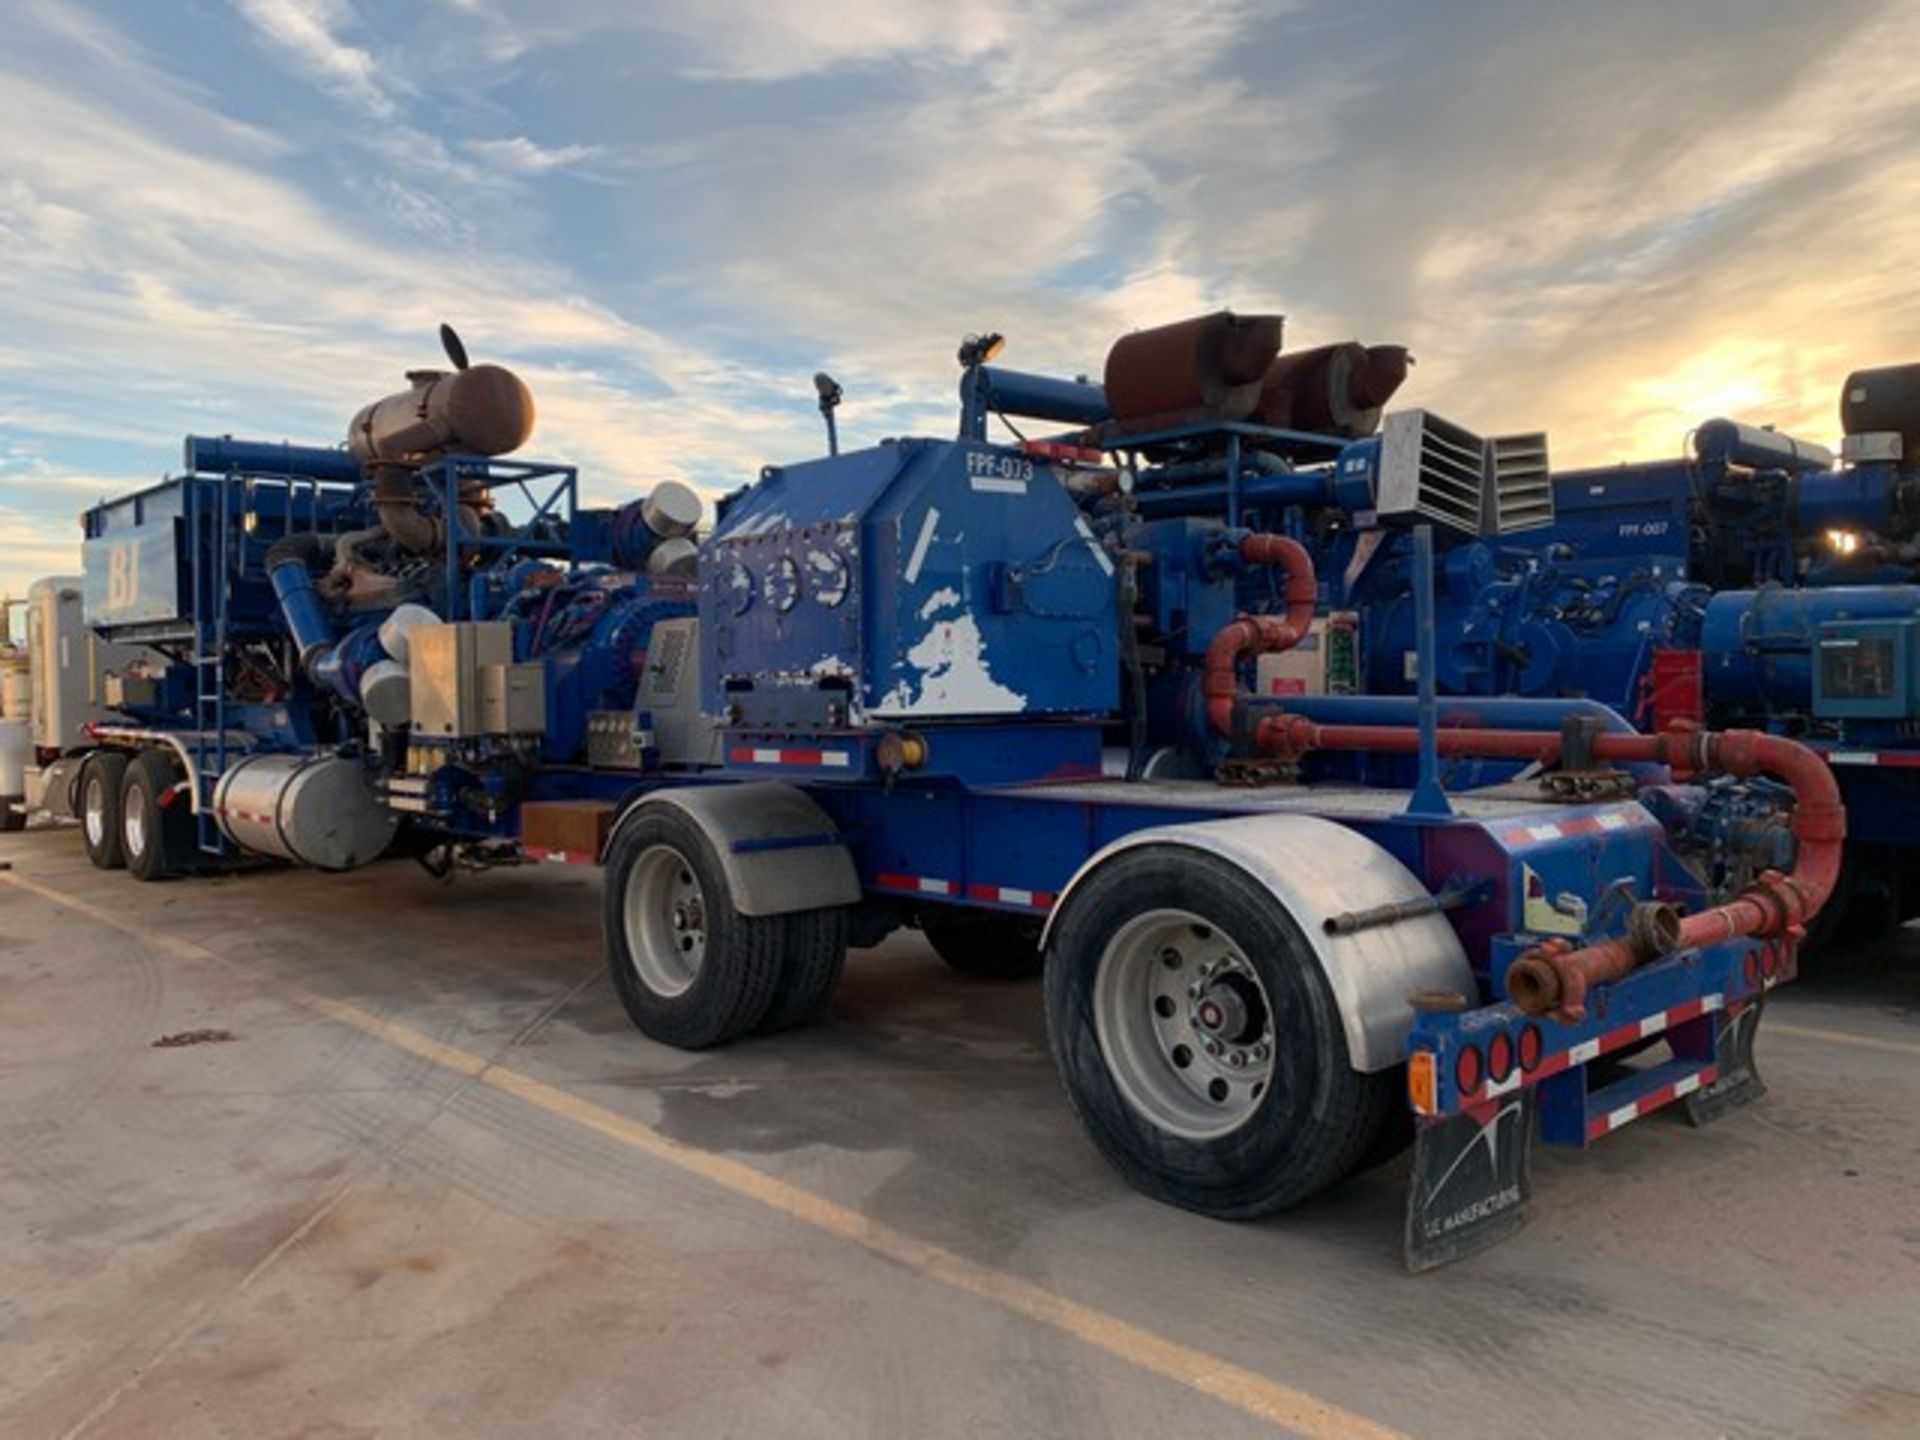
[1194,973,1265,1045]
[1092,909,1279,1141]
[623,844,711,999]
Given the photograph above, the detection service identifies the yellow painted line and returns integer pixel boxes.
[1768,1020,1920,1061]
[0,868,1402,1440]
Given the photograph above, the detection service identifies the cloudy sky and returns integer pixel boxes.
[2,0,1918,598]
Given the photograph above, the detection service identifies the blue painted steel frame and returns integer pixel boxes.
[1407,931,1789,1146]
[423,456,579,622]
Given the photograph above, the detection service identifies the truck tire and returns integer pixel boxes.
[920,907,1045,980]
[121,750,193,882]
[0,797,23,833]
[757,907,849,1034]
[1044,844,1380,1218]
[1342,1070,1411,1179]
[80,751,130,870]
[603,807,783,1049]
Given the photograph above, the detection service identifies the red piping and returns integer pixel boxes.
[1246,715,1844,1021]
[1203,534,1317,736]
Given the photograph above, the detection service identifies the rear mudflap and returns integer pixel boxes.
[1404,1090,1535,1273]
[1683,995,1766,1126]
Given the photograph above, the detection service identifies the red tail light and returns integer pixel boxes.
[1487,1031,1515,1084]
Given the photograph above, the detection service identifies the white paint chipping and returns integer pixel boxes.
[729,509,791,538]
[876,613,1025,717]
[1074,516,1115,575]
[919,586,960,619]
[904,507,939,584]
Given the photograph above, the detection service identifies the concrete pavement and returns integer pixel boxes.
[3,825,1918,1439]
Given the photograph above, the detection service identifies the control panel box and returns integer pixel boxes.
[411,622,514,737]
[1813,618,1920,719]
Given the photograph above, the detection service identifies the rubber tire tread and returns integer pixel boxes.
[757,907,850,1033]
[1043,844,1377,1218]
[80,751,129,871]
[1340,1068,1411,1180]
[122,750,192,883]
[0,800,23,832]
[603,807,784,1049]
[921,907,1045,980]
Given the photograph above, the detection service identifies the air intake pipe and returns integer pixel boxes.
[265,534,336,667]
[265,534,434,717]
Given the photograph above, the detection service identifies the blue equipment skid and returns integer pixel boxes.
[52,318,1840,1269]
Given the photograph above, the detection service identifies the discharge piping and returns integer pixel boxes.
[1202,533,1317,736]
[1248,714,1844,1020]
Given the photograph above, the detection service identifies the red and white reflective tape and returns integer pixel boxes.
[212,806,275,827]
[1585,1066,1719,1141]
[1499,807,1640,848]
[523,846,598,866]
[1473,993,1726,1100]
[1825,750,1920,768]
[966,883,1056,912]
[728,747,854,769]
[875,871,959,898]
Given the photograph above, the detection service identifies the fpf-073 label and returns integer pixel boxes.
[967,451,1034,494]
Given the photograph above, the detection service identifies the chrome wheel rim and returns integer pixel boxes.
[124,801,146,859]
[623,843,708,998]
[84,777,106,847]
[1092,908,1275,1140]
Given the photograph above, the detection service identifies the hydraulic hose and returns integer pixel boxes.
[1203,533,1317,736]
[1247,715,1843,1021]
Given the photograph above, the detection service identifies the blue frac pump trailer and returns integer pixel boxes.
[38,316,1844,1270]
[1334,364,1920,934]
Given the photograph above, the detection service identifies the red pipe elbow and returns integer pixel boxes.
[1202,534,1317,737]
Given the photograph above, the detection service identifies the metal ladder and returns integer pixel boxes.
[187,476,232,856]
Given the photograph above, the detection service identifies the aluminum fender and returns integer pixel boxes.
[610,783,860,918]
[1044,815,1472,1073]
[94,728,221,813]
[29,755,84,819]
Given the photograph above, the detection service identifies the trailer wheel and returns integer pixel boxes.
[920,908,1045,980]
[80,751,130,870]
[1044,845,1380,1217]
[757,907,850,1034]
[121,751,193,883]
[603,807,783,1049]
[0,797,23,833]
